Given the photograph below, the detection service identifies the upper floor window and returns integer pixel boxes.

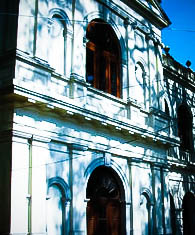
[177,105,193,151]
[49,15,66,74]
[86,19,121,98]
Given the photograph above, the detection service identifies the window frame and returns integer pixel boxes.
[86,20,121,98]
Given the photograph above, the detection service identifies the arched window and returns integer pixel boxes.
[86,19,121,98]
[177,105,193,151]
[49,15,66,74]
[86,166,125,235]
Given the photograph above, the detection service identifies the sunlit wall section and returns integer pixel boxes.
[47,184,63,234]
[16,0,73,77]
[31,139,48,234]
[10,138,29,234]
[16,0,36,55]
[48,15,66,74]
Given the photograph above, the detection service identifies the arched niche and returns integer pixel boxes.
[134,61,147,106]
[46,177,71,235]
[140,188,154,235]
[48,9,72,76]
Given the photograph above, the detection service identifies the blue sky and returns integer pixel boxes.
[161,0,195,71]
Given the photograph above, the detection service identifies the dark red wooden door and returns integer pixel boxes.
[87,198,121,235]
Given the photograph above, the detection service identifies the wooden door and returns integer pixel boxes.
[87,198,121,235]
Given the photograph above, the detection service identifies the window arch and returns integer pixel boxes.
[86,19,121,98]
[177,105,193,151]
[49,14,66,74]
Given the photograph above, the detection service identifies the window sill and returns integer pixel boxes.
[87,85,127,105]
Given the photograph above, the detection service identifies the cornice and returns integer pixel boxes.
[16,49,53,72]
[96,0,163,38]
[121,0,171,29]
[168,159,195,174]
[9,84,180,149]
[12,130,51,143]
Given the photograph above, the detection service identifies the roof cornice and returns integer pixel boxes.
[122,0,171,29]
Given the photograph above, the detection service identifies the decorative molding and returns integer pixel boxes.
[140,187,154,205]
[12,130,51,143]
[104,152,111,166]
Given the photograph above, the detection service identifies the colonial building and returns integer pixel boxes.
[0,0,194,234]
[162,51,195,235]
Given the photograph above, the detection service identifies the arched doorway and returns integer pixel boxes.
[183,192,195,235]
[86,166,126,235]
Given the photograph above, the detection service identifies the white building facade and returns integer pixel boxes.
[0,0,194,234]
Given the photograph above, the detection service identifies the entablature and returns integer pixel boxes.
[121,0,170,29]
[7,85,180,150]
